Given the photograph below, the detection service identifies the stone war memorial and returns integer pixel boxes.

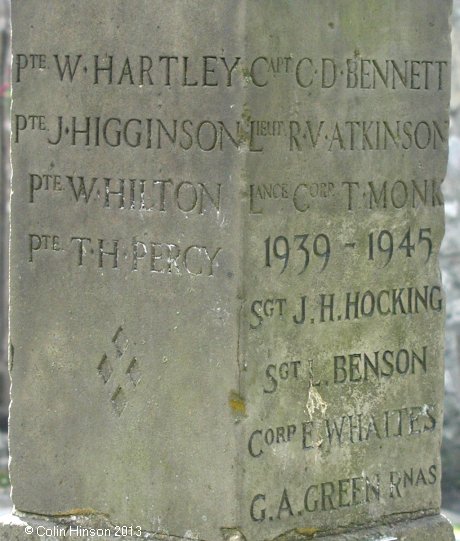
[1,1,456,540]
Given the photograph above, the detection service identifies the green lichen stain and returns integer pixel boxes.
[241,104,252,124]
[241,66,253,85]
[236,105,252,146]
[337,4,392,48]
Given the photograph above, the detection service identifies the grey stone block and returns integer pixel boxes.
[7,1,454,540]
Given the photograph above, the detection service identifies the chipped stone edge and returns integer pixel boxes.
[0,512,455,541]
[268,513,455,541]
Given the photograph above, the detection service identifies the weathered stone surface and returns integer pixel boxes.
[0,512,455,541]
[8,1,453,540]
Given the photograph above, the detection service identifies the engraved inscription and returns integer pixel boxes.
[249,178,444,214]
[14,53,449,92]
[260,228,434,275]
[27,234,222,277]
[249,285,443,329]
[28,172,222,216]
[247,404,437,458]
[13,113,449,154]
[261,346,428,394]
[249,463,438,523]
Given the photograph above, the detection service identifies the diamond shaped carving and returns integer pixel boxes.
[97,326,141,416]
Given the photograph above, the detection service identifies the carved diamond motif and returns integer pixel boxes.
[97,326,141,416]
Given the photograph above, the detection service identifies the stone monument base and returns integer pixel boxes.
[0,512,454,541]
